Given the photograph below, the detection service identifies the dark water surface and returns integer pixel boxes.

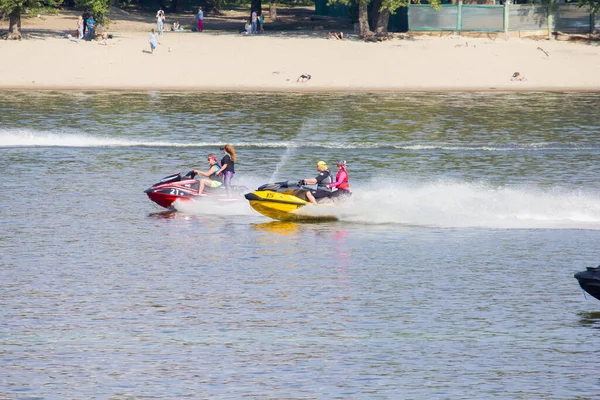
[1,91,600,399]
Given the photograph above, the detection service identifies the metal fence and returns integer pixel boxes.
[462,5,505,31]
[509,5,547,31]
[554,4,593,32]
[409,3,597,34]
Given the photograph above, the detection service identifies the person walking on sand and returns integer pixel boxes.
[196,7,204,32]
[156,8,165,36]
[149,29,159,53]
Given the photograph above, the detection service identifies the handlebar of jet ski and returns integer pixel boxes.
[184,170,197,179]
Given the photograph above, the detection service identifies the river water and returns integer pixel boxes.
[1,91,600,399]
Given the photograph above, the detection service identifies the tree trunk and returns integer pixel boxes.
[251,0,262,19]
[8,7,22,40]
[370,0,382,31]
[375,8,389,34]
[169,0,179,13]
[358,1,372,38]
[269,0,278,21]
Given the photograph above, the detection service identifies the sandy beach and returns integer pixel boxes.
[2,10,600,92]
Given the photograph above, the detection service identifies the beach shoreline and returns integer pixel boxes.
[2,85,600,93]
[2,11,600,93]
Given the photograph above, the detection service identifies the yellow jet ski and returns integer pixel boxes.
[244,181,348,221]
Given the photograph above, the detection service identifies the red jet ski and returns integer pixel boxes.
[145,171,245,209]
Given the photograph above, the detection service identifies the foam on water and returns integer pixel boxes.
[172,197,254,216]
[3,129,596,151]
[170,174,600,229]
[337,180,600,229]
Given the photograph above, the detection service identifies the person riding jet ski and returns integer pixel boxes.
[298,161,333,204]
[194,154,222,195]
[326,160,351,199]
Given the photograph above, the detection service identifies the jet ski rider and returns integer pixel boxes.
[216,144,236,193]
[326,160,351,198]
[299,160,333,204]
[194,154,222,195]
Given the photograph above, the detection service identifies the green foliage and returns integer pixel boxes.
[0,0,63,16]
[328,0,441,14]
[26,5,58,16]
[576,0,600,13]
[74,0,111,25]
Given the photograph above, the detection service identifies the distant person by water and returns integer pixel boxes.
[511,72,527,81]
[196,7,204,32]
[259,14,264,33]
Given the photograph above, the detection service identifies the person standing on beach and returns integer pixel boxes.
[86,14,95,41]
[156,8,165,36]
[251,11,258,34]
[196,7,204,32]
[259,13,264,33]
[81,9,89,37]
[76,16,84,40]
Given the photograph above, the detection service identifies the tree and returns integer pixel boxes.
[269,0,278,21]
[329,0,440,38]
[74,0,111,26]
[576,0,600,13]
[250,0,261,19]
[0,0,111,39]
[1,0,63,39]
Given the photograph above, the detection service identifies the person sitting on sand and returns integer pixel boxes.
[242,20,252,35]
[99,32,112,45]
[511,72,527,81]
[328,31,343,40]
[297,74,311,83]
[171,21,182,31]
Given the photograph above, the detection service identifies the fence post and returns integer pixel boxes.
[547,1,554,40]
[457,0,463,32]
[504,0,510,40]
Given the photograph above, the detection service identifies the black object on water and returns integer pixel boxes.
[574,265,600,301]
